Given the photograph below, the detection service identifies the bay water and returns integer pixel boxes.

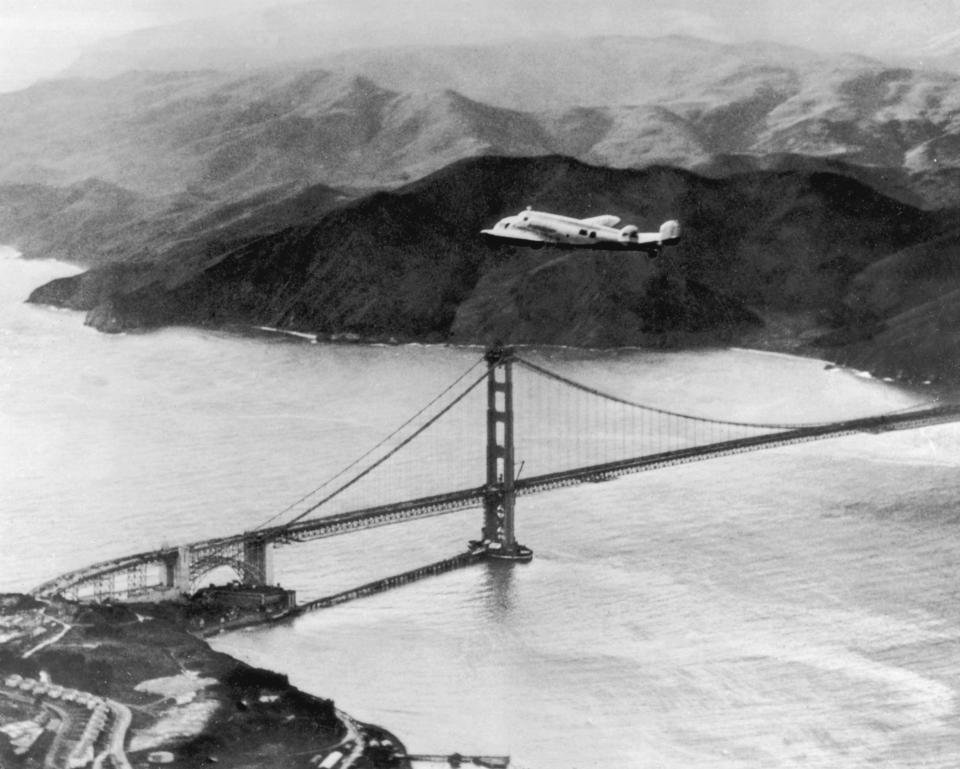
[3,247,960,767]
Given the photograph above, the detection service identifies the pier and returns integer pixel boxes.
[407,754,510,768]
[297,550,485,613]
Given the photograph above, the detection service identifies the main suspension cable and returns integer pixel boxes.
[254,356,486,531]
[514,356,927,430]
[277,366,490,530]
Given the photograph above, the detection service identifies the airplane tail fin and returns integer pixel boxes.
[659,220,680,245]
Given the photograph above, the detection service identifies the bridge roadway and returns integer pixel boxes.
[31,403,960,599]
[265,401,960,541]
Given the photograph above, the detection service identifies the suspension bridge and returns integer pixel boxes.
[32,346,960,604]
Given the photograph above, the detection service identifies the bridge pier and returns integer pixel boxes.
[166,546,193,595]
[242,538,274,586]
[481,345,532,562]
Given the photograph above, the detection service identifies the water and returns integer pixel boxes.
[3,247,960,767]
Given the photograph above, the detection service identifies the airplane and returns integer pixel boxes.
[481,207,680,256]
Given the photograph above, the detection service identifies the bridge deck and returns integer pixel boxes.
[253,403,960,543]
[515,403,960,494]
[32,403,960,599]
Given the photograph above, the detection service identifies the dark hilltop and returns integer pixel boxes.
[0,34,959,383]
[16,154,960,384]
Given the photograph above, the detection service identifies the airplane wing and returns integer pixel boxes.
[580,215,621,227]
[481,227,557,245]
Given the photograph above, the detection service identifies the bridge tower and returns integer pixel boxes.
[481,345,532,562]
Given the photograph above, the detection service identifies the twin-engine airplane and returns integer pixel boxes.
[481,208,680,256]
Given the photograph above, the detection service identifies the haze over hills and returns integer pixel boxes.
[55,0,960,83]
[0,177,353,268]
[60,0,527,80]
[4,36,960,211]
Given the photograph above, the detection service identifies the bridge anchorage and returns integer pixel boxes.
[473,344,532,563]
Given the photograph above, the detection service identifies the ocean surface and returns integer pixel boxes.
[3,246,960,768]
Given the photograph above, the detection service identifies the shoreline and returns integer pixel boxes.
[3,247,955,389]
[0,594,413,769]
[5,549,499,769]
[240,321,955,400]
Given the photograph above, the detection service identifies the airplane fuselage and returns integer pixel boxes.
[481,209,680,253]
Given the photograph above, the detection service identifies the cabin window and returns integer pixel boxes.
[589,231,597,238]
[503,223,510,228]
[578,229,587,235]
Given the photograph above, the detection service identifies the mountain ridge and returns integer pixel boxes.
[4,36,960,382]
[6,37,960,209]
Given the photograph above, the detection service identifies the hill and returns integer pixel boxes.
[24,156,960,383]
[4,37,960,209]
[0,176,354,268]
[816,228,960,382]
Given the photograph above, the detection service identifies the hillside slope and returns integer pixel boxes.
[0,177,354,268]
[25,156,959,383]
